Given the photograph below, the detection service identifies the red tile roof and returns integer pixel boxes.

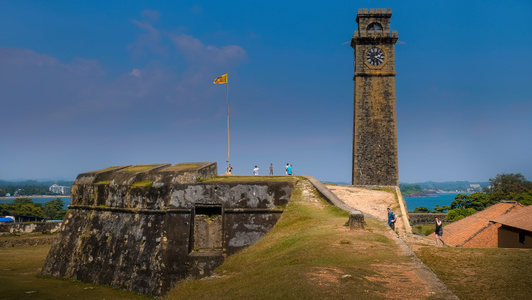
[491,205,532,232]
[429,202,524,247]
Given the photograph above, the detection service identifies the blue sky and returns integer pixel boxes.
[1,1,531,183]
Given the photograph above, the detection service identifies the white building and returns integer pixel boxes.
[49,184,71,195]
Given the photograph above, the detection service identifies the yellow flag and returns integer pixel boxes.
[213,73,228,84]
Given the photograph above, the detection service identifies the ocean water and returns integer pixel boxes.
[1,194,463,212]
[404,193,467,211]
[0,197,71,209]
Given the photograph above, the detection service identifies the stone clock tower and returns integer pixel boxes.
[351,8,399,186]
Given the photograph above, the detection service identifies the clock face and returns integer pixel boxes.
[366,47,385,66]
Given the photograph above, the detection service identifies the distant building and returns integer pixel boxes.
[49,184,71,195]
[467,184,483,193]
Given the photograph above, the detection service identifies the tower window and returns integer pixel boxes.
[367,23,383,31]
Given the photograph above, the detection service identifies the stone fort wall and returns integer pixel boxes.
[40,162,295,296]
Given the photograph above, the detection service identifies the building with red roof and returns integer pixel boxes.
[429,201,525,248]
[491,205,532,248]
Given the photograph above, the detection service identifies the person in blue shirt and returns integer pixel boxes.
[287,164,293,175]
[387,207,397,231]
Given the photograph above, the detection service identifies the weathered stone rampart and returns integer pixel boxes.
[0,221,62,234]
[40,162,295,296]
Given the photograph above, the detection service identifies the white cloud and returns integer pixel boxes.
[171,33,247,65]
[130,68,141,77]
[128,16,166,57]
[0,48,57,67]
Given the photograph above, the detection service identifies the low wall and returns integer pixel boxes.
[0,236,57,247]
[0,222,62,234]
[409,213,448,225]
[303,176,364,229]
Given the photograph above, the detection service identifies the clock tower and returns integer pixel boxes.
[351,8,399,186]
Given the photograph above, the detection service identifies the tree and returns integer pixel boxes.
[511,191,532,206]
[43,198,65,219]
[484,173,532,194]
[55,209,68,220]
[451,193,495,211]
[12,198,36,207]
[412,207,431,213]
[447,208,477,222]
[433,204,451,213]
[450,194,472,210]
[400,184,424,195]
[1,198,45,218]
[17,204,45,217]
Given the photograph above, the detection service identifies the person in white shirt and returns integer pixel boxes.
[253,166,260,175]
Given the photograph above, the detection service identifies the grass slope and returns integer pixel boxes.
[164,180,402,299]
[0,244,150,300]
[416,246,532,300]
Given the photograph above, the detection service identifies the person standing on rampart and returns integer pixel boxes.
[434,216,447,246]
[268,163,274,175]
[387,207,397,231]
[253,166,260,175]
[287,164,293,175]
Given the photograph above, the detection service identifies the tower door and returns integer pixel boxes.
[192,205,223,252]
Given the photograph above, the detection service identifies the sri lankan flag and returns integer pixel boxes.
[213,73,228,84]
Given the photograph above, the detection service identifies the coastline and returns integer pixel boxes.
[0,195,70,199]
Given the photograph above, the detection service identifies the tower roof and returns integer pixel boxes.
[356,8,392,22]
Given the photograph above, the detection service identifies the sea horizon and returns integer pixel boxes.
[1,193,467,213]
[404,193,467,212]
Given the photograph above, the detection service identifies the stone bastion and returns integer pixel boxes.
[40,162,295,296]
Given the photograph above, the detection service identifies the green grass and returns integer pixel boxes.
[0,244,150,300]
[122,164,164,172]
[94,180,110,185]
[131,180,153,188]
[412,224,435,236]
[163,162,207,171]
[164,180,402,300]
[415,246,532,300]
[202,175,299,183]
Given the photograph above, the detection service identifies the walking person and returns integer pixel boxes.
[268,163,274,175]
[253,165,260,175]
[387,207,397,231]
[285,163,289,175]
[287,164,293,175]
[434,216,447,246]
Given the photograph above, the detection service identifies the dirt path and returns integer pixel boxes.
[326,184,458,299]
[327,185,399,228]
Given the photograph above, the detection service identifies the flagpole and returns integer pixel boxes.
[226,79,230,167]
